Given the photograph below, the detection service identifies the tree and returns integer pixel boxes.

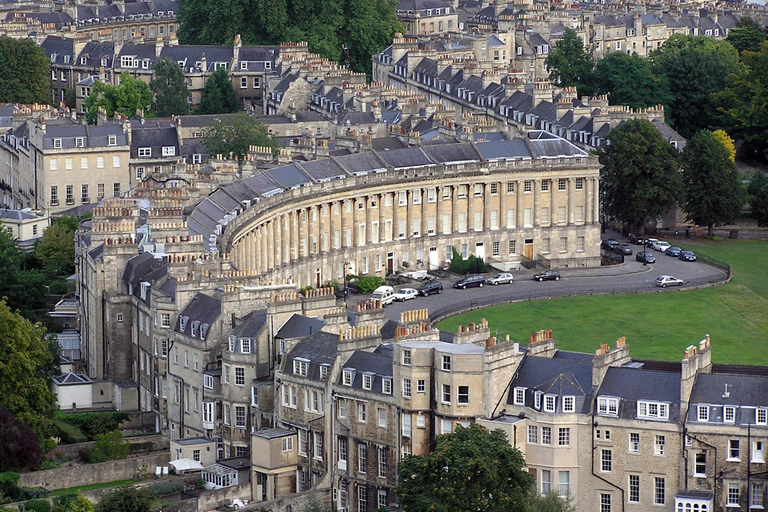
[712,130,736,162]
[344,0,403,74]
[395,424,533,512]
[84,72,152,124]
[544,29,594,97]
[0,299,56,442]
[94,487,152,512]
[651,34,741,138]
[60,495,94,512]
[726,17,767,54]
[201,111,276,161]
[36,217,78,276]
[712,42,768,160]
[0,37,51,104]
[593,52,672,109]
[195,68,239,115]
[751,185,768,227]
[149,59,190,117]
[0,230,47,319]
[596,119,682,232]
[81,431,130,463]
[0,406,43,471]
[681,130,744,237]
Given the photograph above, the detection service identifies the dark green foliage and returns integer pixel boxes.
[150,59,190,117]
[448,247,486,275]
[0,406,43,471]
[0,230,47,319]
[25,500,51,512]
[0,472,24,502]
[201,111,276,161]
[0,37,51,104]
[54,412,129,440]
[78,431,130,463]
[94,487,152,512]
[651,34,742,138]
[523,493,576,512]
[35,217,79,277]
[544,29,594,97]
[147,482,183,497]
[593,52,672,109]
[395,424,533,512]
[53,419,87,444]
[128,442,155,454]
[352,275,384,293]
[596,119,682,232]
[195,68,239,115]
[751,186,768,227]
[712,42,768,160]
[726,17,767,54]
[747,170,768,197]
[681,130,744,237]
[51,494,78,512]
[177,0,403,76]
[84,72,152,124]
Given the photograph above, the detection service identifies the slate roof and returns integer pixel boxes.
[230,309,268,338]
[376,147,434,169]
[122,252,166,291]
[130,121,180,158]
[299,158,348,181]
[507,355,594,414]
[40,36,74,65]
[283,331,338,381]
[422,142,481,164]
[44,121,128,149]
[265,164,312,188]
[174,292,221,338]
[159,45,234,72]
[53,373,93,385]
[475,139,532,160]
[276,314,325,339]
[597,366,682,421]
[528,131,588,157]
[689,372,768,408]
[337,350,393,396]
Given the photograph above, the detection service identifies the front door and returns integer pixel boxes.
[475,242,485,260]
[387,253,394,275]
[524,239,534,260]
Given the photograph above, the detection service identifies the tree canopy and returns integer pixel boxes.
[0,37,51,104]
[36,217,78,277]
[593,51,672,109]
[95,487,152,512]
[544,29,594,97]
[0,299,56,442]
[752,185,768,227]
[395,424,533,512]
[201,111,276,161]
[726,17,767,54]
[680,130,744,237]
[596,119,682,231]
[150,59,190,117]
[650,34,741,138]
[177,0,403,75]
[0,229,47,319]
[195,68,239,115]
[0,405,43,471]
[712,42,768,161]
[84,72,152,124]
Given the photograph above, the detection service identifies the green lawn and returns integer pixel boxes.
[436,239,768,365]
[46,479,138,497]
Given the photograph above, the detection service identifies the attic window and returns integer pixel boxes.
[597,397,619,415]
[240,338,251,353]
[140,281,150,300]
[637,401,669,420]
[190,320,199,337]
[342,369,353,386]
[138,148,151,157]
[293,359,308,376]
[101,58,108,66]
[80,57,86,65]
[362,374,372,390]
[75,137,84,147]
[180,316,188,331]
[108,135,117,146]
[543,394,556,412]
[53,139,62,149]
[142,59,150,69]
[240,62,247,70]
[562,396,575,413]
[265,62,271,70]
[200,323,208,340]
[513,387,526,405]
[228,336,235,351]
[319,364,329,379]
[382,378,392,395]
[162,146,176,156]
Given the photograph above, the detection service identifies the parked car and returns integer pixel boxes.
[453,274,485,289]
[418,280,443,296]
[656,275,684,287]
[636,251,656,264]
[615,244,633,255]
[370,285,396,306]
[645,238,659,248]
[533,270,561,281]
[401,269,431,280]
[601,239,620,251]
[653,241,671,253]
[486,273,514,285]
[679,250,697,262]
[628,233,647,245]
[665,246,682,257]
[394,288,418,301]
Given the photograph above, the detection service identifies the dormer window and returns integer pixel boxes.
[200,323,208,340]
[724,405,736,423]
[162,146,176,156]
[228,336,235,352]
[562,396,575,413]
[140,281,149,300]
[513,387,526,405]
[80,56,86,65]
[637,401,669,420]
[108,135,117,146]
[190,320,199,337]
[534,391,542,409]
[142,59,150,69]
[362,374,372,390]
[53,138,62,149]
[382,378,392,395]
[544,394,556,412]
[240,338,251,353]
[319,364,329,379]
[597,397,619,416]
[240,62,247,70]
[342,369,353,386]
[101,57,108,66]
[75,137,84,148]
[138,147,151,157]
[293,359,308,376]
[179,316,188,331]
[757,408,767,425]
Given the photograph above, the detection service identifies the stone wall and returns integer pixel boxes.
[46,433,168,461]
[18,452,170,490]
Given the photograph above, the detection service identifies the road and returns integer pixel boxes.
[372,237,728,323]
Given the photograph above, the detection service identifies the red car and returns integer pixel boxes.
[628,233,647,245]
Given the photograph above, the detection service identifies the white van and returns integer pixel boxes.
[370,286,395,306]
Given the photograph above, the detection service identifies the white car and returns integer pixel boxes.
[394,288,418,301]
[656,275,684,288]
[486,273,514,285]
[653,241,671,252]
[401,270,431,280]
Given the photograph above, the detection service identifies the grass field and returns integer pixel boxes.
[436,239,768,365]
[46,479,138,497]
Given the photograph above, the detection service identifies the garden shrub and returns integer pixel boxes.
[147,482,183,497]
[24,499,51,512]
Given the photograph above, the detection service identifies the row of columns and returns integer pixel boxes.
[234,177,600,273]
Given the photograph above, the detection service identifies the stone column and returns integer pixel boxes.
[483,183,490,230]
[467,182,475,231]
[451,185,458,233]
[593,177,600,224]
[551,179,557,225]
[585,179,592,226]
[392,193,399,240]
[404,190,411,238]
[500,181,506,229]
[516,180,523,228]
[436,186,442,234]
[533,179,540,226]
[568,178,575,225]
[421,188,428,236]
[292,210,299,259]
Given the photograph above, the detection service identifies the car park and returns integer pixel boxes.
[628,233,647,245]
[453,274,485,289]
[656,275,684,287]
[653,241,671,253]
[601,239,620,251]
[394,288,418,301]
[533,270,561,281]
[679,250,697,262]
[615,244,633,255]
[486,273,514,285]
[636,251,656,264]
[665,246,682,257]
[418,280,443,296]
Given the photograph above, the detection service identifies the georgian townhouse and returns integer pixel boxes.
[115,43,157,84]
[156,45,234,105]
[232,40,278,112]
[129,118,183,184]
[396,0,458,36]
[685,370,768,512]
[41,36,77,105]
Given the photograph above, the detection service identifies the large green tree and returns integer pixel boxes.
[726,16,767,54]
[0,230,47,319]
[150,59,190,117]
[544,29,594,97]
[395,424,533,512]
[650,34,741,138]
[752,185,768,227]
[593,51,672,109]
[0,299,56,442]
[36,217,78,276]
[680,130,744,237]
[195,68,239,115]
[84,72,152,124]
[0,405,43,471]
[201,111,276,161]
[712,42,768,160]
[0,37,51,104]
[596,119,682,232]
[95,487,152,512]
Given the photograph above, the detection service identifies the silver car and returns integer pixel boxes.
[656,275,683,288]
[486,273,514,285]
